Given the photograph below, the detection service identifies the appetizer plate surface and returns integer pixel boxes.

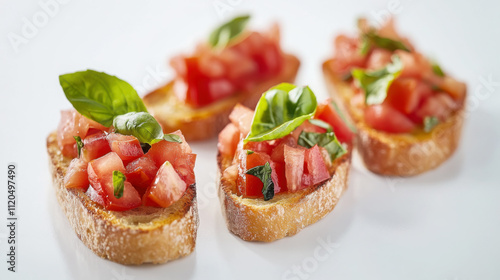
[1,1,500,279]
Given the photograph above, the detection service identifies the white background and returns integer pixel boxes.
[1,0,500,279]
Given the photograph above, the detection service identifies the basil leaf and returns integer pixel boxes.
[245,83,317,142]
[208,15,250,48]
[112,170,126,199]
[360,32,411,55]
[352,54,402,105]
[59,70,148,127]
[432,61,445,77]
[246,162,274,201]
[423,116,439,132]
[298,131,346,161]
[73,136,84,158]
[151,133,183,144]
[308,119,332,132]
[113,112,163,144]
[246,150,254,155]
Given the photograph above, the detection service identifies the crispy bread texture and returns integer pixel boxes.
[47,132,199,265]
[217,149,351,242]
[323,60,466,176]
[143,54,300,141]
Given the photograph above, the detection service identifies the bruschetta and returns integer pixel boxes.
[47,70,198,264]
[323,18,466,176]
[217,83,354,242]
[144,15,300,141]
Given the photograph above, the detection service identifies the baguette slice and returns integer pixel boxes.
[217,149,352,242]
[143,54,300,141]
[47,132,199,265]
[323,59,466,176]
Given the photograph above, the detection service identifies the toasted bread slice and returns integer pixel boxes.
[217,149,352,242]
[47,132,199,265]
[143,54,300,141]
[323,59,466,176]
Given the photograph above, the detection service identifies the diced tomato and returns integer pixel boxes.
[81,131,111,162]
[143,162,187,208]
[437,76,466,102]
[87,152,142,211]
[385,78,432,114]
[412,92,457,124]
[106,133,144,162]
[291,120,327,140]
[86,185,105,206]
[237,151,282,198]
[271,135,297,163]
[173,153,197,186]
[64,158,89,190]
[315,101,354,144]
[243,140,274,155]
[364,104,415,133]
[229,104,254,136]
[284,145,306,192]
[125,156,158,189]
[57,110,108,157]
[366,49,392,70]
[303,145,330,186]
[331,34,367,74]
[272,162,287,193]
[218,123,240,157]
[395,50,432,79]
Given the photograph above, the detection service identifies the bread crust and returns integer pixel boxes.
[322,59,466,176]
[47,132,199,265]
[217,149,351,242]
[143,54,300,141]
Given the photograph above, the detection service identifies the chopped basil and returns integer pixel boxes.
[151,133,183,144]
[297,131,346,161]
[423,116,439,132]
[208,15,250,49]
[59,70,147,127]
[73,136,84,158]
[432,61,445,77]
[352,54,403,105]
[246,162,274,201]
[245,83,317,142]
[246,150,254,155]
[308,119,332,132]
[360,31,411,55]
[112,170,126,199]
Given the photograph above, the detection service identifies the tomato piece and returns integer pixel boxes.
[81,131,111,162]
[125,156,158,189]
[366,49,392,70]
[87,152,142,211]
[437,76,466,101]
[315,101,354,144]
[237,151,282,198]
[64,158,89,190]
[243,140,274,155]
[291,120,327,140]
[218,123,240,157]
[303,145,330,186]
[86,185,105,206]
[395,50,432,79]
[412,92,457,124]
[143,162,187,208]
[229,104,254,136]
[385,78,432,115]
[173,153,197,186]
[106,133,144,162]
[270,134,297,163]
[331,34,366,74]
[364,104,415,133]
[57,110,108,157]
[284,145,306,192]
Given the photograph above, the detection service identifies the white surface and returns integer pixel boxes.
[1,0,500,279]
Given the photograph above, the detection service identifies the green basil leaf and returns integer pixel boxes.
[208,15,250,48]
[59,70,148,127]
[423,116,439,132]
[297,131,346,161]
[112,170,126,199]
[246,162,274,201]
[246,150,254,155]
[370,34,411,52]
[352,54,402,105]
[113,112,163,144]
[308,119,332,132]
[73,136,84,158]
[432,61,445,77]
[151,133,183,144]
[245,83,317,142]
